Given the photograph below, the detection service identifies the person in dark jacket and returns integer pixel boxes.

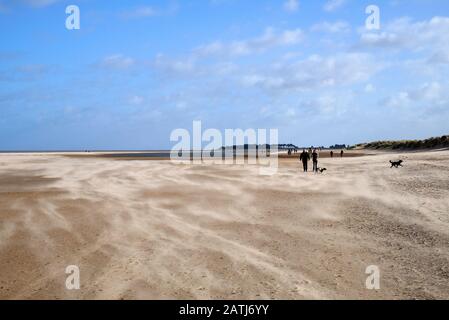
[312,149,319,173]
[299,149,310,172]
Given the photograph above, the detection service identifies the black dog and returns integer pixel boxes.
[317,167,327,173]
[390,160,403,168]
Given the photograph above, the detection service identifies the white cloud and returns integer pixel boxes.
[120,3,179,19]
[383,82,448,110]
[311,21,350,33]
[240,53,381,92]
[323,0,346,12]
[121,6,158,19]
[195,27,304,57]
[242,74,286,89]
[357,16,449,80]
[0,63,54,82]
[384,91,407,108]
[152,54,239,80]
[360,32,402,48]
[154,54,196,74]
[360,17,449,52]
[364,84,375,93]
[428,49,449,64]
[21,0,59,7]
[283,0,299,13]
[129,95,144,105]
[303,95,339,115]
[0,0,59,11]
[295,92,355,118]
[410,82,444,102]
[99,54,135,70]
[286,107,296,116]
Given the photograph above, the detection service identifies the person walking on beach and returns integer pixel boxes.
[300,149,310,172]
[330,150,334,158]
[340,150,344,158]
[312,149,319,173]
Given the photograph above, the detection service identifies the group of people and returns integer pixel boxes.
[298,148,345,173]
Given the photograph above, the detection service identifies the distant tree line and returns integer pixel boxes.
[329,144,347,150]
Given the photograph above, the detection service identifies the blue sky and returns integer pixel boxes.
[1,0,449,150]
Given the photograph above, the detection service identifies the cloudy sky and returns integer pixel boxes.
[1,0,448,150]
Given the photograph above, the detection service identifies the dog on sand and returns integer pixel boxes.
[390,160,404,168]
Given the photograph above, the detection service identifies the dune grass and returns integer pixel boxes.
[357,135,449,150]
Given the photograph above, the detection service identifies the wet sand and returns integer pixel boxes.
[1,150,449,299]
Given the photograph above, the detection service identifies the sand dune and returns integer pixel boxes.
[1,150,449,299]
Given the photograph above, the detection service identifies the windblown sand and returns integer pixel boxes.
[1,151,449,300]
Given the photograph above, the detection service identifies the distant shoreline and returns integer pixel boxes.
[2,134,448,154]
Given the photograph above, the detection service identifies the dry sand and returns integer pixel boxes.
[1,150,449,300]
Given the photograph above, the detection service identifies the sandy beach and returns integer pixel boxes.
[1,150,449,300]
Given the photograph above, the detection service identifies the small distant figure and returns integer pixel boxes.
[300,149,310,172]
[330,151,334,158]
[312,149,319,173]
[288,149,292,156]
[340,150,344,158]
